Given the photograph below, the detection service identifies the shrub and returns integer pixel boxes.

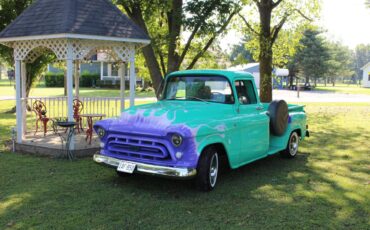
[80,71,100,87]
[145,87,155,92]
[44,72,64,87]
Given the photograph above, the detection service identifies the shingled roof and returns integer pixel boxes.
[0,0,150,43]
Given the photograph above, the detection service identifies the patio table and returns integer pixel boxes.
[56,121,76,160]
[80,114,106,145]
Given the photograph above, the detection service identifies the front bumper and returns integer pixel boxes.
[93,154,197,178]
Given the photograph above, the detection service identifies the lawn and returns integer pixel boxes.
[315,84,370,95]
[0,80,156,98]
[0,101,369,229]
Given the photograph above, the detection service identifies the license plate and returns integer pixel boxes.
[117,161,136,174]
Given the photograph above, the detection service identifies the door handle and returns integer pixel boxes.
[256,106,264,111]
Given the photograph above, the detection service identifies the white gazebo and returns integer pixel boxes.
[0,0,150,146]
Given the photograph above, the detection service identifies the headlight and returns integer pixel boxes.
[171,134,183,147]
[97,127,106,138]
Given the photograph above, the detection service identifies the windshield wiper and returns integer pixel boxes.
[164,96,209,103]
[186,96,209,103]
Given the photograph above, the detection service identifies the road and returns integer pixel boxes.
[0,90,369,103]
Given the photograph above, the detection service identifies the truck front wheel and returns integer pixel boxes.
[281,131,299,158]
[195,147,219,191]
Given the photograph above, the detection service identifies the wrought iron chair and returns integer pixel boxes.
[33,100,51,136]
[73,99,84,133]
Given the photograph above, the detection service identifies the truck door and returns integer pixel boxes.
[234,79,269,163]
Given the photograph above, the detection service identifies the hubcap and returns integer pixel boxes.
[289,133,299,156]
[209,153,219,187]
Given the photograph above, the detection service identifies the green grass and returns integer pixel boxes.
[315,84,370,95]
[0,80,155,98]
[0,101,369,229]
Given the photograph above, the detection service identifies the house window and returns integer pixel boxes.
[102,63,119,77]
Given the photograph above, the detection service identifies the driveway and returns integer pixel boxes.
[272,90,370,103]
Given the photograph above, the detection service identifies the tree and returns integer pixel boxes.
[0,0,53,112]
[0,0,33,66]
[294,29,329,86]
[115,0,240,94]
[325,42,354,86]
[239,0,320,102]
[366,0,370,8]
[229,36,255,66]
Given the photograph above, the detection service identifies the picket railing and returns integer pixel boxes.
[25,96,123,132]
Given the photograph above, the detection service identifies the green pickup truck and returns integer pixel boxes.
[93,70,309,191]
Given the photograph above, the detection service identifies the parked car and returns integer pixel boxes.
[290,82,312,91]
[93,70,309,191]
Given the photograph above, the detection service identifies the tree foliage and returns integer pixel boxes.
[229,36,255,66]
[115,0,240,93]
[294,29,329,85]
[325,42,354,85]
[0,0,33,65]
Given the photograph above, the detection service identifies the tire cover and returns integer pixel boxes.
[268,100,288,136]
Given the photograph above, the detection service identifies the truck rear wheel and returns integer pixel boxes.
[280,131,299,158]
[195,147,219,191]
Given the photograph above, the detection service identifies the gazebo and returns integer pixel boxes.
[0,0,150,149]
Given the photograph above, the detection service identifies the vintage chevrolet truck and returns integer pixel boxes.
[93,70,309,191]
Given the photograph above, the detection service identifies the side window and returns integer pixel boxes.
[245,80,257,104]
[234,80,257,105]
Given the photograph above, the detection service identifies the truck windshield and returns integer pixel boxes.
[162,76,234,104]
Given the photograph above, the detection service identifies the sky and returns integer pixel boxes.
[320,0,370,48]
[221,0,370,50]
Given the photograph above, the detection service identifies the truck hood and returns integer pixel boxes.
[94,101,235,138]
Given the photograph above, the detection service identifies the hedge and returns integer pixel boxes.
[80,72,100,87]
[44,72,100,87]
[45,72,64,87]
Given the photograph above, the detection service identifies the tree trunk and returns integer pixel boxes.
[141,45,163,95]
[258,4,273,102]
[166,0,182,74]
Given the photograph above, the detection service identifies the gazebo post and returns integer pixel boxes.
[66,44,74,122]
[74,60,80,99]
[21,61,27,135]
[119,63,126,112]
[15,60,23,143]
[129,50,136,107]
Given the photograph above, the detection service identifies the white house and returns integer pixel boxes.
[228,63,289,89]
[361,62,370,88]
[228,63,260,87]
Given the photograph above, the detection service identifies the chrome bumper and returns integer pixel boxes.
[93,154,197,178]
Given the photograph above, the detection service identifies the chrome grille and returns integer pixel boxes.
[106,134,173,162]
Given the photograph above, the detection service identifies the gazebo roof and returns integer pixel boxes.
[0,0,149,44]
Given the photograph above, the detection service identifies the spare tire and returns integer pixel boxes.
[268,100,288,136]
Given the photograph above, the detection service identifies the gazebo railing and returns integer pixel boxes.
[24,96,123,132]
